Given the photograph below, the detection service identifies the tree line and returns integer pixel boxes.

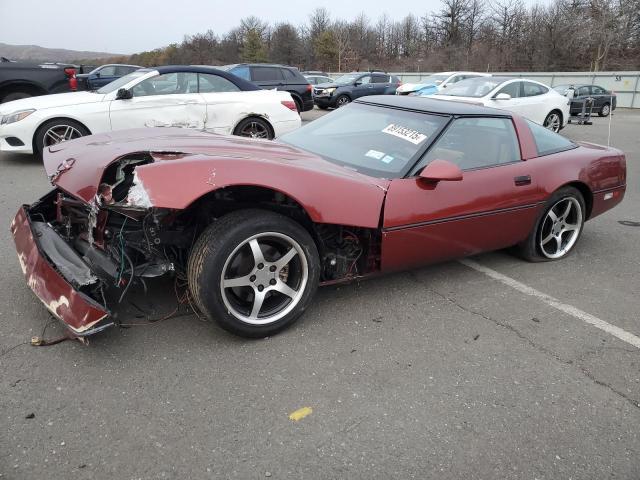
[94,0,640,72]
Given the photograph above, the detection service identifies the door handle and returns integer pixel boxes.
[514,175,531,186]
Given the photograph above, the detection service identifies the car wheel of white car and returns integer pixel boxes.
[543,111,562,132]
[233,117,274,140]
[187,209,320,338]
[34,119,90,158]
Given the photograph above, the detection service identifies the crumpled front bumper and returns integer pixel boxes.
[10,206,114,336]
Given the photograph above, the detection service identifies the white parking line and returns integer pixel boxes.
[458,258,640,349]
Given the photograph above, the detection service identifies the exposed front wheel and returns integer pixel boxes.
[543,111,562,132]
[187,210,320,337]
[517,186,586,262]
[335,95,351,107]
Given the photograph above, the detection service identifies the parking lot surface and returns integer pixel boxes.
[1,108,639,479]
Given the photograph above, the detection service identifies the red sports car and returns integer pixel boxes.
[11,96,626,338]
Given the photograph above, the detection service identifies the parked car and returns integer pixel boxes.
[432,76,571,132]
[305,74,334,85]
[11,96,626,338]
[0,61,78,103]
[76,64,141,91]
[553,84,617,117]
[313,72,401,108]
[396,71,491,96]
[0,65,301,158]
[302,70,330,76]
[220,63,313,112]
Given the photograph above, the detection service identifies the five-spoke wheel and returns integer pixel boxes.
[234,117,273,140]
[188,209,319,337]
[543,111,562,132]
[34,118,90,159]
[517,186,586,262]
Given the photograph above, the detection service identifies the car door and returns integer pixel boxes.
[591,85,610,110]
[371,74,391,94]
[486,80,531,117]
[520,81,552,124]
[197,72,244,133]
[352,75,375,99]
[109,71,206,131]
[381,116,542,272]
[250,66,284,90]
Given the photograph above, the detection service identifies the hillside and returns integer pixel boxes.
[0,42,120,63]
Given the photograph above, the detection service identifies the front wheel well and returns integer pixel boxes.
[232,115,275,139]
[179,185,380,281]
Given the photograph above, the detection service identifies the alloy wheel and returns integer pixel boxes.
[43,124,83,147]
[539,197,583,259]
[336,96,350,107]
[239,121,270,139]
[544,113,561,132]
[220,232,309,325]
[601,104,610,116]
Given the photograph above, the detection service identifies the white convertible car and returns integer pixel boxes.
[0,66,301,157]
[432,76,571,132]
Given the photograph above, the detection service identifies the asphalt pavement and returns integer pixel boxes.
[1,107,639,479]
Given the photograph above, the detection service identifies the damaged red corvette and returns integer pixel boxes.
[11,96,626,338]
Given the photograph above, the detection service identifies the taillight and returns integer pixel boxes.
[281,100,297,112]
[64,67,77,91]
[306,84,312,92]
[69,77,78,91]
[64,67,76,77]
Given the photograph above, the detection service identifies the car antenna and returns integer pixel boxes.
[607,93,613,147]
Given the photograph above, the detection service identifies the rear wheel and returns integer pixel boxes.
[598,103,611,117]
[543,111,562,132]
[517,186,586,262]
[233,117,273,140]
[34,118,90,159]
[187,210,320,338]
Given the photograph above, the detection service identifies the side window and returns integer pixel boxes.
[281,68,296,80]
[526,119,576,156]
[522,82,548,96]
[251,67,284,82]
[198,73,240,93]
[496,81,521,98]
[576,86,590,96]
[592,86,606,95]
[99,66,117,76]
[448,75,463,84]
[230,66,250,80]
[132,72,198,97]
[372,75,389,84]
[358,75,372,85]
[417,117,521,171]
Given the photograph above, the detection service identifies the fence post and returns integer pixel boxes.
[632,73,640,108]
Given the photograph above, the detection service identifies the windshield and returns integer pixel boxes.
[419,74,450,85]
[279,103,449,178]
[334,74,359,85]
[438,77,504,98]
[97,70,152,94]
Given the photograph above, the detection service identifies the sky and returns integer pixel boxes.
[0,0,552,55]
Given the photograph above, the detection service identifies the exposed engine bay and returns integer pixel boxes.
[25,154,382,319]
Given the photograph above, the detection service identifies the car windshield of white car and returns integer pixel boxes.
[97,70,152,94]
[279,103,449,179]
[439,78,503,97]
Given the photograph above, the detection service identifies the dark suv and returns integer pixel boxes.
[313,72,401,109]
[221,63,313,112]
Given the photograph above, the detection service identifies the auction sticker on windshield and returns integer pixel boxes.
[382,124,427,145]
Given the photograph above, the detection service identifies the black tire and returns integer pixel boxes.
[543,111,562,133]
[292,96,303,113]
[516,186,586,262]
[2,91,32,103]
[335,95,351,108]
[187,209,320,338]
[598,103,611,117]
[34,118,90,159]
[233,117,274,140]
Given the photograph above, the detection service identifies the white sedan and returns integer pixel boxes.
[0,66,301,157]
[432,76,571,132]
[396,71,492,96]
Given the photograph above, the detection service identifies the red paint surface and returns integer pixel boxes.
[11,207,108,333]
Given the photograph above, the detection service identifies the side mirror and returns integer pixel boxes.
[354,81,362,86]
[494,92,511,100]
[95,72,101,78]
[418,159,463,183]
[116,88,133,100]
